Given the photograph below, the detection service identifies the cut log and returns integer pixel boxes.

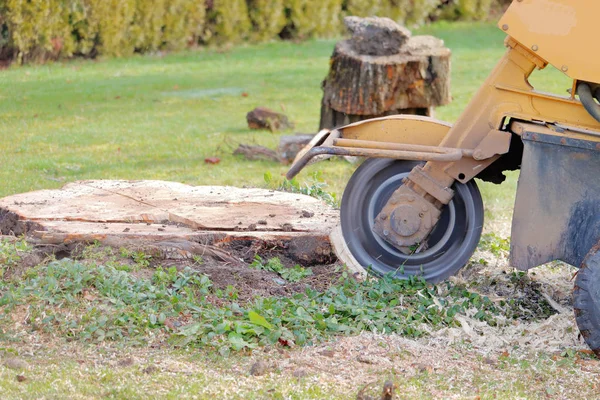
[320,104,432,131]
[233,144,280,162]
[277,134,315,163]
[0,181,339,266]
[246,107,294,132]
[319,16,451,130]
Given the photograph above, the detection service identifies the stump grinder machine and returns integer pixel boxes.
[287,0,600,355]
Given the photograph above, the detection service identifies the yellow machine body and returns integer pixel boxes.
[286,0,600,273]
[499,0,600,83]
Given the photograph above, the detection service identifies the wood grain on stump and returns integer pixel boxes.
[0,180,339,265]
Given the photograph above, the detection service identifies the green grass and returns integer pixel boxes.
[0,247,498,352]
[1,37,344,197]
[0,21,562,202]
[1,20,573,208]
[3,21,573,216]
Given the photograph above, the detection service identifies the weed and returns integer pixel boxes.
[172,272,500,352]
[0,260,212,343]
[192,255,204,265]
[250,255,313,282]
[478,233,510,256]
[132,252,152,268]
[120,248,153,268]
[0,256,501,352]
[0,238,31,279]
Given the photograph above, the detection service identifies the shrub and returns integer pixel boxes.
[0,0,508,63]
[405,0,444,26]
[458,0,494,20]
[86,0,137,57]
[0,0,206,61]
[435,0,496,21]
[209,0,252,43]
[248,0,286,41]
[69,0,99,56]
[343,0,443,27]
[130,0,166,53]
[2,0,74,62]
[163,0,206,50]
[284,0,343,39]
[345,0,388,19]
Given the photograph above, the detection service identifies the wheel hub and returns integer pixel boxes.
[373,191,440,248]
[390,205,421,237]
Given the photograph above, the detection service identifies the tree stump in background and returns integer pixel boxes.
[319,16,452,130]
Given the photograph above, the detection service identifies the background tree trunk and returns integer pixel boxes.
[320,34,451,130]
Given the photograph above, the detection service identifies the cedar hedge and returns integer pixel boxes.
[0,0,509,63]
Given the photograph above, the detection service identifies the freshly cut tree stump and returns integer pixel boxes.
[0,180,339,265]
[320,16,451,130]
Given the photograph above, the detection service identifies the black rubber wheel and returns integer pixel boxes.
[574,246,600,357]
[340,159,484,283]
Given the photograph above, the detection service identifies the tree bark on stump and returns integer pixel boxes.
[320,35,451,130]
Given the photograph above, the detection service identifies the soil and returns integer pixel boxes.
[7,238,344,304]
[190,263,341,302]
[178,238,340,302]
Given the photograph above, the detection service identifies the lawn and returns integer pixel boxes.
[1,21,595,399]
[1,21,571,219]
[1,22,513,200]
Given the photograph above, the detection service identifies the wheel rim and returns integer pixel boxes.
[341,159,484,283]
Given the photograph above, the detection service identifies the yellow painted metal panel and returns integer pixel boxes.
[499,0,600,83]
[339,115,450,145]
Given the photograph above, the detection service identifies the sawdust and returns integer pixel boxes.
[428,312,584,356]
[431,243,583,356]
[2,331,597,399]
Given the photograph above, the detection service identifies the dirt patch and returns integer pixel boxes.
[0,209,44,236]
[191,263,341,302]
[166,236,342,302]
[3,236,344,304]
